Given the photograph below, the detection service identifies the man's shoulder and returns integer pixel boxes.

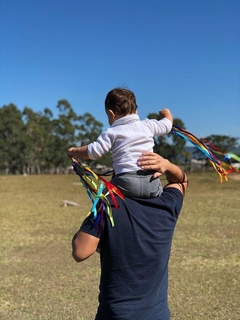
[162,187,183,202]
[124,188,183,213]
[162,186,183,196]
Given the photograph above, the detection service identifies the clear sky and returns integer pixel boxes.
[0,0,239,139]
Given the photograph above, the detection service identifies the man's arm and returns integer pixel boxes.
[137,152,188,195]
[72,230,100,262]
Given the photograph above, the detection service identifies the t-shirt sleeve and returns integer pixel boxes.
[80,213,102,239]
[87,128,115,160]
[160,187,183,219]
[144,118,173,136]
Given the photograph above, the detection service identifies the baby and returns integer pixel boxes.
[68,87,173,198]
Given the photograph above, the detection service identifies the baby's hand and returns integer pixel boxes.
[67,147,75,158]
[159,109,173,123]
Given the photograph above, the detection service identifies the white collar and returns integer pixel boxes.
[111,114,139,127]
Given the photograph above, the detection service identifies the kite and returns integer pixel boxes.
[172,125,239,182]
[71,157,124,230]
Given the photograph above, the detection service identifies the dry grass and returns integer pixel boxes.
[0,172,240,319]
[169,173,240,319]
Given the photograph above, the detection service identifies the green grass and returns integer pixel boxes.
[0,173,239,319]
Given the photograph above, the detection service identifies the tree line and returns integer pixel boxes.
[0,101,239,174]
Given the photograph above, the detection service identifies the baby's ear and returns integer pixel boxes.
[107,109,115,118]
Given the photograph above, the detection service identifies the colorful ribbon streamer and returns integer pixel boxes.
[172,125,239,182]
[71,157,125,229]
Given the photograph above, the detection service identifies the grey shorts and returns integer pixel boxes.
[111,170,162,198]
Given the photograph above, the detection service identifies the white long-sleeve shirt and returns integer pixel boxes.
[87,114,172,175]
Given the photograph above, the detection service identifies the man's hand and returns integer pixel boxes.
[137,152,169,179]
[137,152,188,195]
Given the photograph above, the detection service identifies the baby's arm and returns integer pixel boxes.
[159,108,173,124]
[148,108,173,135]
[67,129,114,160]
[67,145,89,159]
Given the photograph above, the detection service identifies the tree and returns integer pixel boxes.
[22,107,56,174]
[1,101,194,174]
[147,113,187,163]
[0,104,26,174]
[193,134,239,161]
[40,108,56,172]
[52,100,80,172]
[203,135,239,153]
[77,112,103,145]
[75,112,112,168]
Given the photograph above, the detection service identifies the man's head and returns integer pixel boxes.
[105,88,138,125]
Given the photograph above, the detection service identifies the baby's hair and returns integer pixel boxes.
[105,88,138,116]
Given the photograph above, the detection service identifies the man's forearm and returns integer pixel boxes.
[165,161,187,184]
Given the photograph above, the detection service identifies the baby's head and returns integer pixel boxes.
[105,88,138,125]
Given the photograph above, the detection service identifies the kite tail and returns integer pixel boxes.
[71,158,124,231]
[172,125,238,182]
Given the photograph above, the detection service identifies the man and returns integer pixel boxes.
[72,152,188,320]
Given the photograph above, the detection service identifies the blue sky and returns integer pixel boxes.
[0,0,239,139]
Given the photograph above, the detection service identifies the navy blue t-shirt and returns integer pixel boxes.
[80,187,183,320]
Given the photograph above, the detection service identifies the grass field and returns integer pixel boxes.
[0,172,239,320]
